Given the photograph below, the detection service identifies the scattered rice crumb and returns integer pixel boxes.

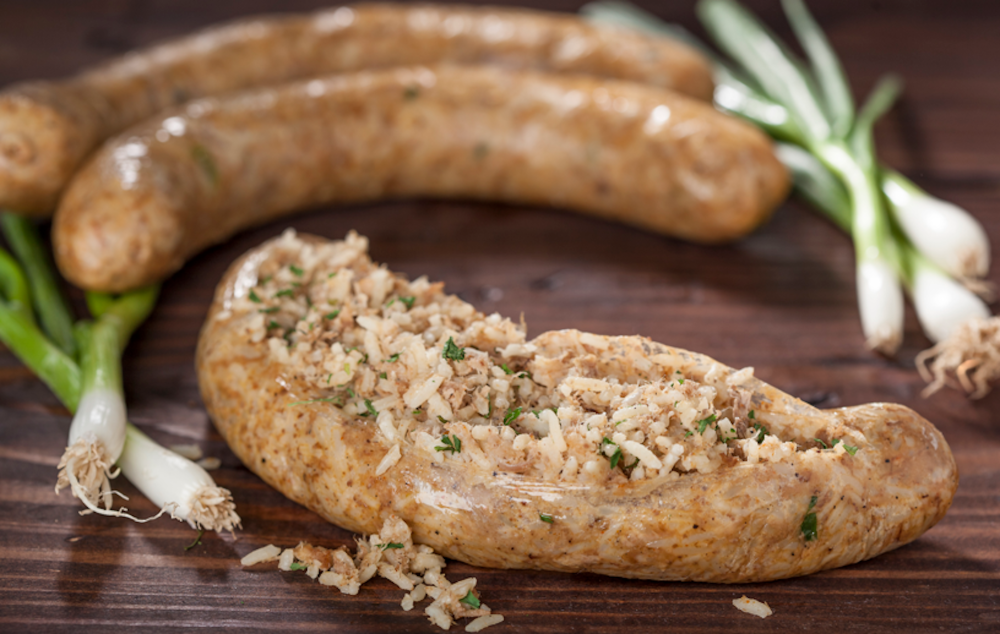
[466,615,505,632]
[240,544,281,567]
[197,457,221,470]
[732,595,772,618]
[244,514,503,630]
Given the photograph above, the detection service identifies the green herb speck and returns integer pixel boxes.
[503,407,522,426]
[435,434,462,454]
[443,337,465,361]
[459,591,481,609]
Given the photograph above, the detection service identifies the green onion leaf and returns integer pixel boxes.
[539,513,554,524]
[289,562,308,571]
[289,264,304,277]
[781,0,855,137]
[379,542,405,550]
[697,0,830,142]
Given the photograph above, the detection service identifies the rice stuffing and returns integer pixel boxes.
[221,230,812,490]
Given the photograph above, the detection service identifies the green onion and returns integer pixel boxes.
[0,247,238,531]
[1,213,76,357]
[883,169,990,279]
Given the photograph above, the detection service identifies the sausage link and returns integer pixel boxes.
[0,3,714,215]
[52,66,788,292]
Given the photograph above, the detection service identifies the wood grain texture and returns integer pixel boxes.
[1,1,999,632]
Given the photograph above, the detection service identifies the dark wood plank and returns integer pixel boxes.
[2,1,999,632]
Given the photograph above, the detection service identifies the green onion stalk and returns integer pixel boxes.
[583,1,999,396]
[0,222,240,531]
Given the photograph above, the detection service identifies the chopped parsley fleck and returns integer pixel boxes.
[685,430,694,438]
[696,414,717,434]
[289,562,308,571]
[260,275,272,285]
[385,353,401,363]
[248,289,262,303]
[326,373,333,384]
[748,410,756,419]
[289,264,304,276]
[601,437,623,469]
[539,513,554,524]
[801,495,819,541]
[379,372,387,380]
[435,434,462,454]
[459,591,481,609]
[325,310,340,320]
[412,409,422,415]
[678,378,685,384]
[346,388,355,398]
[517,371,532,380]
[403,86,420,100]
[259,306,280,314]
[398,296,416,309]
[191,144,219,185]
[289,396,343,407]
[814,438,828,449]
[753,422,769,444]
[501,363,513,375]
[442,337,465,361]
[379,542,404,551]
[275,289,295,298]
[267,320,280,330]
[328,272,337,278]
[360,399,378,417]
[437,415,448,424]
[503,407,522,426]
[832,439,859,455]
[486,394,493,418]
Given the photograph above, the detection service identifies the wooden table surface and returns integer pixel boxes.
[1,1,999,632]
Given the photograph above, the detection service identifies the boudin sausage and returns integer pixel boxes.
[0,3,714,215]
[196,230,957,582]
[52,65,788,292]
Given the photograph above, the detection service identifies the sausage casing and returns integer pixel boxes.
[0,3,714,215]
[197,232,957,583]
[53,65,788,292]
